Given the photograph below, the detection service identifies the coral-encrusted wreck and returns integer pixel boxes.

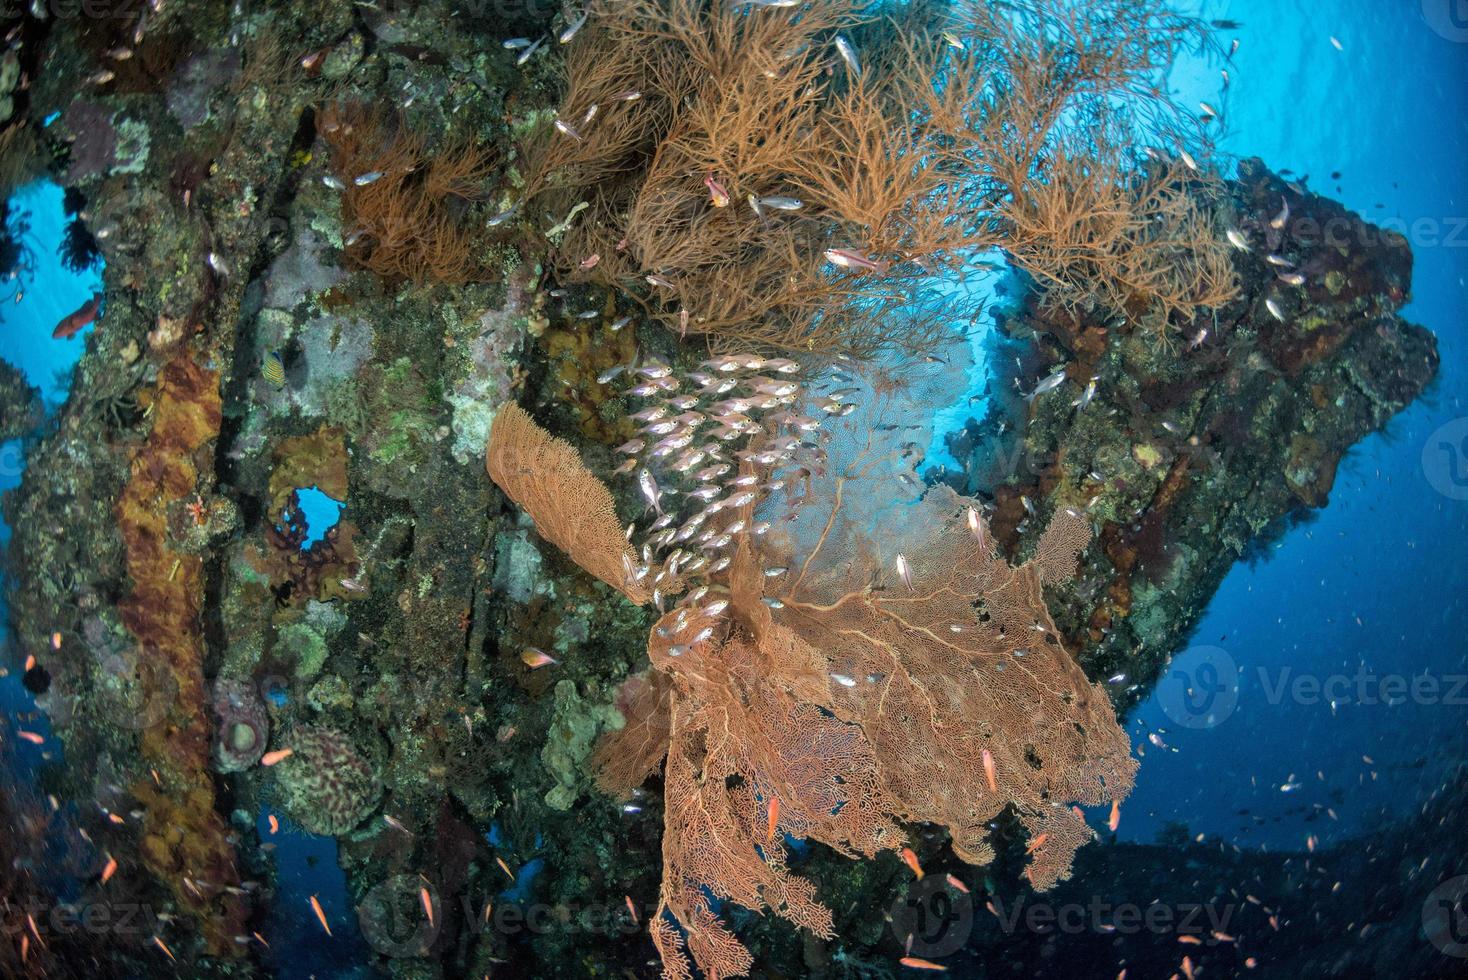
[0,0,1439,978]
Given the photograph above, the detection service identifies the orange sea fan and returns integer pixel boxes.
[486,402,651,605]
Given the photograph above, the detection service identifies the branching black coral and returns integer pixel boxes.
[518,0,1237,355]
[317,102,497,285]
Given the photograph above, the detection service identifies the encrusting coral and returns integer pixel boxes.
[272,724,382,836]
[115,354,248,954]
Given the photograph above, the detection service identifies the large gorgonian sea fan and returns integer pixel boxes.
[485,367,1136,980]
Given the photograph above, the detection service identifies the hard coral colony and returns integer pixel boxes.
[0,0,1448,979]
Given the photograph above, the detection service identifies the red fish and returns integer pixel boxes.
[52,292,103,340]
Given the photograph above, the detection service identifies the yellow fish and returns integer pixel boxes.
[262,351,286,388]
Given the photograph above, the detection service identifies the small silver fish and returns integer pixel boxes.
[554,119,583,141]
[558,10,589,44]
[833,35,860,75]
[830,673,857,688]
[1265,297,1287,322]
[322,174,346,190]
[895,554,913,591]
[503,37,534,49]
[1270,198,1290,230]
[1024,369,1067,403]
[488,206,519,227]
[1277,271,1306,286]
[516,36,544,65]
[638,469,662,513]
[1071,379,1097,411]
[1226,228,1250,251]
[609,315,632,331]
[354,171,384,186]
[758,196,803,211]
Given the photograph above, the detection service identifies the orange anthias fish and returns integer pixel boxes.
[944,873,968,893]
[420,886,434,928]
[496,857,516,882]
[1025,833,1049,854]
[268,814,279,835]
[981,749,998,793]
[152,936,176,961]
[704,173,730,208]
[899,955,948,971]
[310,894,332,936]
[16,730,44,745]
[101,854,118,884]
[900,847,924,880]
[1108,799,1121,832]
[521,648,558,670]
[261,748,294,766]
[624,895,639,926]
[52,292,103,339]
[765,796,780,844]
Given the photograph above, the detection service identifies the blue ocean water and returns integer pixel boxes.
[0,180,100,774]
[1114,0,1468,851]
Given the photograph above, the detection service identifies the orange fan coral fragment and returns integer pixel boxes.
[486,402,651,605]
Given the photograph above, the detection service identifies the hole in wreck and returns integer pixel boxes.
[279,484,346,551]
